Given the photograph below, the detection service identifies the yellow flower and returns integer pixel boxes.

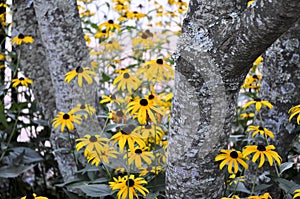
[52,111,82,132]
[246,125,274,139]
[127,97,163,124]
[113,71,140,94]
[132,32,154,49]
[94,29,110,39]
[110,124,146,152]
[70,103,96,118]
[141,59,174,82]
[124,146,155,168]
[215,149,248,173]
[288,104,300,124]
[293,189,300,199]
[11,77,33,87]
[133,124,165,144]
[254,56,263,65]
[222,195,240,199]
[111,110,127,123]
[243,145,281,168]
[98,20,120,32]
[76,134,109,157]
[240,112,255,119]
[100,94,122,105]
[127,11,146,20]
[109,174,149,199]
[247,0,255,7]
[86,146,118,165]
[64,66,96,87]
[21,193,48,199]
[11,33,34,45]
[104,41,121,52]
[139,165,164,176]
[243,98,273,112]
[247,192,272,199]
[84,34,91,44]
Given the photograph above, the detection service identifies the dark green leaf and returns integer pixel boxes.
[0,164,35,178]
[279,162,294,176]
[77,184,112,197]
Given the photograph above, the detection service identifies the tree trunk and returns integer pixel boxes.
[167,0,300,198]
[13,0,101,182]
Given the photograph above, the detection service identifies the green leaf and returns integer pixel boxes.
[146,192,160,199]
[273,177,300,195]
[254,183,272,192]
[0,164,35,178]
[76,184,112,197]
[0,103,9,129]
[10,147,43,164]
[279,162,294,176]
[228,182,251,194]
[103,123,125,132]
[56,177,83,187]
[101,72,111,82]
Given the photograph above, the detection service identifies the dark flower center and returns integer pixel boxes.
[127,179,135,187]
[133,11,138,14]
[135,149,142,154]
[148,94,155,100]
[253,75,258,79]
[156,59,163,64]
[76,66,84,73]
[121,125,135,135]
[257,144,266,151]
[230,151,238,159]
[25,193,34,199]
[145,124,151,129]
[123,73,130,79]
[19,77,25,81]
[108,41,113,44]
[111,94,116,100]
[63,113,70,120]
[102,29,107,33]
[116,110,124,117]
[140,99,148,106]
[18,33,25,39]
[80,104,86,109]
[141,33,148,39]
[89,135,97,142]
[108,19,114,24]
[254,98,261,102]
[258,126,264,131]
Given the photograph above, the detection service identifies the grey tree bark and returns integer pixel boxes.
[13,0,101,182]
[167,0,300,198]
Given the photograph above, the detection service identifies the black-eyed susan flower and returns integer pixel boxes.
[247,0,255,7]
[124,146,155,168]
[76,134,109,157]
[70,103,96,119]
[100,94,122,105]
[127,97,163,124]
[243,98,273,112]
[293,189,300,199]
[94,29,110,39]
[288,104,300,124]
[132,32,154,49]
[215,149,248,173]
[113,71,140,94]
[86,146,118,165]
[109,174,149,199]
[247,192,272,199]
[222,195,240,199]
[142,58,174,82]
[64,66,96,87]
[104,40,121,52]
[11,77,33,87]
[110,125,146,152]
[52,111,82,132]
[243,145,281,168]
[253,56,263,65]
[98,20,120,32]
[11,33,34,45]
[139,165,164,176]
[246,125,274,139]
[111,110,127,123]
[127,11,146,20]
[225,173,245,185]
[240,112,255,119]
[21,193,48,199]
[133,124,165,144]
[242,74,262,90]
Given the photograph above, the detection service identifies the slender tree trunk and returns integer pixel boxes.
[167,0,300,198]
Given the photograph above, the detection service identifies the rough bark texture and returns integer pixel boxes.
[12,1,56,120]
[167,0,300,198]
[13,0,101,182]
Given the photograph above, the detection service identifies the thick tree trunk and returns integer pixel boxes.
[167,0,300,198]
[13,0,101,182]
